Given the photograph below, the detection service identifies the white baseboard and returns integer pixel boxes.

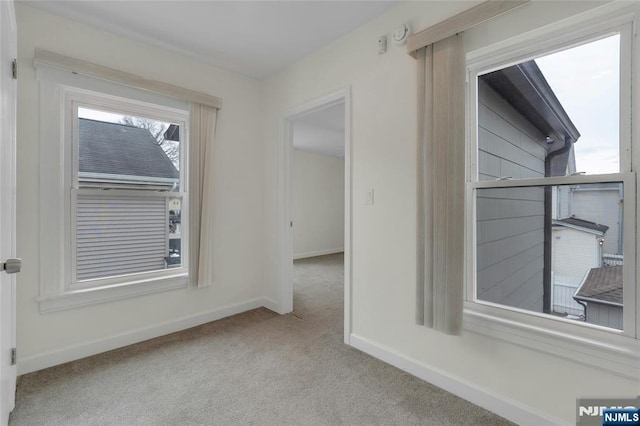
[293,248,344,260]
[18,297,278,375]
[260,297,280,313]
[349,334,565,426]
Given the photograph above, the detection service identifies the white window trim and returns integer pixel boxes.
[37,274,189,314]
[463,2,640,380]
[37,66,190,313]
[68,94,189,290]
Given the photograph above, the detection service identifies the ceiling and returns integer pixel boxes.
[293,102,345,158]
[22,0,401,79]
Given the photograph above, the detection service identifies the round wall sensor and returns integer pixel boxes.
[392,24,410,45]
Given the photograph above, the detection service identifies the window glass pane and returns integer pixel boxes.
[75,106,184,282]
[76,194,175,280]
[476,183,623,330]
[78,107,181,191]
[477,35,620,181]
[168,197,182,269]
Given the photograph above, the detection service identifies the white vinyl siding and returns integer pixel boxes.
[551,278,583,316]
[553,185,572,220]
[552,227,601,280]
[551,227,601,316]
[75,193,168,281]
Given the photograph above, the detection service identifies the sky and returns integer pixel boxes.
[78,107,171,131]
[78,108,125,124]
[535,34,620,175]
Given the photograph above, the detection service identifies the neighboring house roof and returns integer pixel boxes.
[553,217,609,236]
[482,60,580,143]
[574,265,623,307]
[481,60,580,176]
[164,124,180,142]
[79,118,179,182]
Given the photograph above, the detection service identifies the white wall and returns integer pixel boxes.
[16,4,268,372]
[293,149,344,259]
[14,1,640,423]
[262,1,637,424]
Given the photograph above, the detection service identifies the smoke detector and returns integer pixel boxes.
[392,24,410,45]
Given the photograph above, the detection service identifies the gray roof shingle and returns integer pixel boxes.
[164,124,180,142]
[574,265,623,306]
[79,118,179,180]
[553,217,609,235]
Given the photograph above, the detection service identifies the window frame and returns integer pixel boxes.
[67,93,189,292]
[463,5,640,379]
[36,68,191,313]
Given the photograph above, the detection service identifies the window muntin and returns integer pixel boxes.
[69,98,187,290]
[468,26,634,335]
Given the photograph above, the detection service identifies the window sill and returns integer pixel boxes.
[463,303,640,380]
[37,273,189,314]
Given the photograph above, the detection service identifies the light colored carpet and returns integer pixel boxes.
[10,253,513,425]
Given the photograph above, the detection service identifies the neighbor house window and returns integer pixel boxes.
[70,100,187,290]
[467,24,635,336]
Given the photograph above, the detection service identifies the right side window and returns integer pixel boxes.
[468,26,634,333]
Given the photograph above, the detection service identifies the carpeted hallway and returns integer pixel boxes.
[10,253,512,425]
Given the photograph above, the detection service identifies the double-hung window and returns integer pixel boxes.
[69,93,188,290]
[465,8,638,354]
[37,63,192,311]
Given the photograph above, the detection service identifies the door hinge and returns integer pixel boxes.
[11,59,17,80]
[10,348,16,366]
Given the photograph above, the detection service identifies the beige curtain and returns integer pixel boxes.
[416,34,465,335]
[411,1,530,335]
[189,104,218,288]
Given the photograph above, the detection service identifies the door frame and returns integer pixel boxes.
[0,0,17,422]
[278,87,352,344]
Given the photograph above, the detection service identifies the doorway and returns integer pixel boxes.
[279,88,351,344]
